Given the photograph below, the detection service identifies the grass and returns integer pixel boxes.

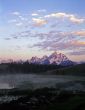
[47,64,85,76]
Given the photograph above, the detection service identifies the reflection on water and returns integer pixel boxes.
[0,74,85,90]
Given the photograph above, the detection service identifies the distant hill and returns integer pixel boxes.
[47,64,85,76]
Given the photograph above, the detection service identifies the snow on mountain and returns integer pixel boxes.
[29,52,74,66]
[40,55,49,64]
[48,52,69,65]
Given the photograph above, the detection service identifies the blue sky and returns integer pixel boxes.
[0,0,85,62]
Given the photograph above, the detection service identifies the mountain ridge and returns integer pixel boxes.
[29,52,75,66]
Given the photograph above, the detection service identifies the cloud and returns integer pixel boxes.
[31,13,38,16]
[9,13,28,27]
[29,30,85,55]
[70,41,85,47]
[45,12,85,24]
[72,30,85,37]
[9,11,85,30]
[45,12,68,18]
[32,18,47,26]
[9,26,85,56]
[11,30,32,39]
[8,19,17,23]
[12,11,20,16]
[69,16,84,24]
[8,10,85,56]
[4,38,11,40]
[37,9,46,12]
[68,50,85,55]
[18,15,27,21]
[16,22,23,26]
[33,40,85,52]
[35,40,84,49]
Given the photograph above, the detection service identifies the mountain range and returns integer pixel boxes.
[29,52,74,66]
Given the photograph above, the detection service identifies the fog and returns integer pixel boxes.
[0,74,85,91]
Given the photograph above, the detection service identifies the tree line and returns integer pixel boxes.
[0,62,64,73]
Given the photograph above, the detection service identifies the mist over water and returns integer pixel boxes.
[0,74,85,91]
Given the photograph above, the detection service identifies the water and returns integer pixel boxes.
[0,74,85,91]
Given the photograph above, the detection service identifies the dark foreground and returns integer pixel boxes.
[0,88,85,110]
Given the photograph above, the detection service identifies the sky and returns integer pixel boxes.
[0,0,85,62]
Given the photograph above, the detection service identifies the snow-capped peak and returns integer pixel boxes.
[48,52,69,64]
[29,52,73,65]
